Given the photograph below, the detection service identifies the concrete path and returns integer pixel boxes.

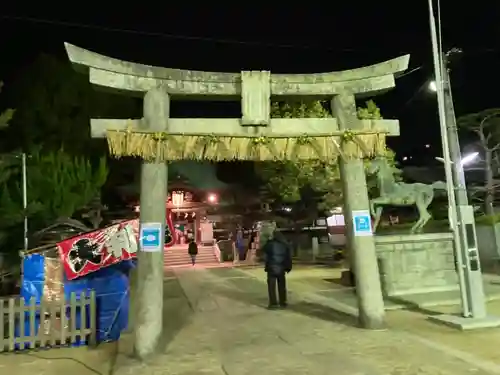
[112,267,500,375]
[3,266,500,375]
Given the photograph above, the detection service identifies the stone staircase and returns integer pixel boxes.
[164,245,219,267]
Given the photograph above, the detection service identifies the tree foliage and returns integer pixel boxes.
[256,100,397,217]
[0,83,14,131]
[23,148,108,223]
[457,108,500,215]
[0,74,110,251]
[0,148,108,248]
[0,82,22,246]
[3,54,140,155]
[0,82,17,186]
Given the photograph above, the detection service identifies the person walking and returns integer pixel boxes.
[236,227,246,261]
[188,239,198,266]
[262,230,292,309]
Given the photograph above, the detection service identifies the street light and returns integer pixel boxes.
[460,152,479,166]
[435,151,478,167]
[429,80,437,92]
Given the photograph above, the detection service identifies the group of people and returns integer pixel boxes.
[186,229,293,309]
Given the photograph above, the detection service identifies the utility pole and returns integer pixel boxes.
[427,0,499,328]
[441,50,487,319]
[22,153,28,251]
[427,0,467,323]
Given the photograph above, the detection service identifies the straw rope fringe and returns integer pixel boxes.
[106,130,387,162]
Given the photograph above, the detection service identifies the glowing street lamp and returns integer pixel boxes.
[460,152,478,166]
[429,80,437,92]
[435,151,478,167]
[207,193,217,204]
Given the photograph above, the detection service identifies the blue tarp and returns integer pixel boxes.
[21,254,45,304]
[19,255,134,345]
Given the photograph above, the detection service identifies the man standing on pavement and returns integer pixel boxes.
[262,230,292,309]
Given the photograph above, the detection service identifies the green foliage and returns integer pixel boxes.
[357,99,382,120]
[0,74,111,253]
[3,54,140,155]
[0,109,14,130]
[0,81,24,247]
[0,82,15,130]
[475,213,500,225]
[270,101,331,119]
[256,100,398,214]
[0,148,108,251]
[20,148,109,224]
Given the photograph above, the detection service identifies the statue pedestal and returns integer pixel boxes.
[375,232,459,297]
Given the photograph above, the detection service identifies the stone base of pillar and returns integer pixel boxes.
[340,270,356,287]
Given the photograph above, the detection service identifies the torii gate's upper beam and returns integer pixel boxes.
[65,43,409,97]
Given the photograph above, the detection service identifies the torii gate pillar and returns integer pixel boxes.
[134,88,169,358]
[333,94,385,329]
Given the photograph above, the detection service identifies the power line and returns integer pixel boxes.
[0,14,428,84]
[0,15,428,73]
[0,15,403,53]
[399,66,424,78]
[5,15,499,56]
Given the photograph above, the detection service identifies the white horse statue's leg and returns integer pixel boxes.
[410,218,422,234]
[370,198,384,233]
[412,198,432,233]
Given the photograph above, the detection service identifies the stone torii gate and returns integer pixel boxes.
[65,43,409,358]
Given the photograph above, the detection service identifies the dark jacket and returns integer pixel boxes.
[262,232,292,275]
[188,241,198,255]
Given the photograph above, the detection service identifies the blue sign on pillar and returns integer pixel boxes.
[140,222,163,252]
[352,210,373,237]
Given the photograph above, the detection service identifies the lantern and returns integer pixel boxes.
[172,191,184,207]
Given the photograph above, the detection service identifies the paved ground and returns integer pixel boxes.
[3,266,500,374]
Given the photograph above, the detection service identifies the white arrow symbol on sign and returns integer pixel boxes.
[145,234,156,241]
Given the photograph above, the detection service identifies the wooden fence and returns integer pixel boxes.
[0,291,96,352]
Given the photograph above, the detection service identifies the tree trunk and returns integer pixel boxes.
[485,150,495,216]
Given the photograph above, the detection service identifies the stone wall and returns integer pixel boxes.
[375,232,458,296]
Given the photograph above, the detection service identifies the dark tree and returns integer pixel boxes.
[4,53,141,156]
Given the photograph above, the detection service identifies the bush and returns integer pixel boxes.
[475,213,500,225]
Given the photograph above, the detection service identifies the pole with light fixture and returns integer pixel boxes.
[442,49,471,205]
[429,52,489,319]
[427,0,470,319]
[441,51,488,319]
[427,0,498,329]
[435,152,478,167]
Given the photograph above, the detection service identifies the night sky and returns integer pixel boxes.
[0,4,499,170]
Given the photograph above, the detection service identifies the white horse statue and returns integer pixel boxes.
[366,158,446,233]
